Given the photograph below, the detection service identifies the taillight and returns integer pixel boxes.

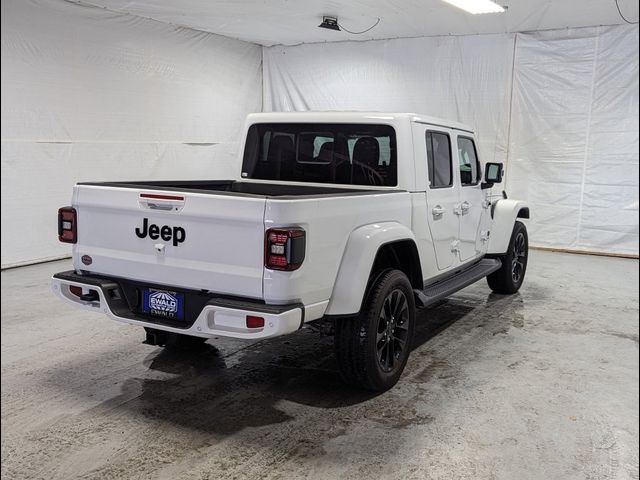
[265,227,305,271]
[58,207,77,243]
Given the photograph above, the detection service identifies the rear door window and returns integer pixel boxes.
[426,131,453,188]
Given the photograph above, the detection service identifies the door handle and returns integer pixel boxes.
[432,206,446,218]
[144,202,176,211]
[454,202,471,216]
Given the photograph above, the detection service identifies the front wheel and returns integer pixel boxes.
[334,269,416,391]
[487,221,529,294]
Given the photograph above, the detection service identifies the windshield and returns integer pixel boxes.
[241,123,397,187]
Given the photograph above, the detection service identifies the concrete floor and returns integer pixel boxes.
[1,250,638,480]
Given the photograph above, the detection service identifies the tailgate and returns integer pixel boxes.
[73,185,266,299]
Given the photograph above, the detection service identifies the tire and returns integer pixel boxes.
[334,269,416,391]
[144,327,208,350]
[487,221,529,294]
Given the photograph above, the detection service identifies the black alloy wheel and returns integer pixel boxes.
[512,231,527,284]
[487,220,529,294]
[376,289,410,373]
[334,269,416,391]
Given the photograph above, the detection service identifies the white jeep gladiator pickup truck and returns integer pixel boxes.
[52,112,530,391]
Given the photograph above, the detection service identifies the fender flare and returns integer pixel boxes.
[324,222,418,316]
[486,199,531,255]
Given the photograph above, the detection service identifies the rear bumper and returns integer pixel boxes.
[51,270,304,339]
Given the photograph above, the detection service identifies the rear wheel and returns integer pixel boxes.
[487,221,529,294]
[334,269,416,391]
[144,328,208,349]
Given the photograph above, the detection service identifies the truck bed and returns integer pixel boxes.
[78,180,392,198]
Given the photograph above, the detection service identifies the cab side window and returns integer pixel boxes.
[458,137,481,186]
[426,131,452,188]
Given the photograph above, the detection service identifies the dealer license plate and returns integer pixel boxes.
[142,288,184,321]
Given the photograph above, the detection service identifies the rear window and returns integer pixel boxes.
[241,123,397,186]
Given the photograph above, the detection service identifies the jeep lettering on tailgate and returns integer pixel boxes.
[135,218,186,246]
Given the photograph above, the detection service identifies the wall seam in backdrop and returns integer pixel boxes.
[503,33,519,191]
[576,28,601,246]
[62,0,260,46]
[261,47,267,112]
[1,140,222,144]
[1,255,72,271]
[263,23,635,48]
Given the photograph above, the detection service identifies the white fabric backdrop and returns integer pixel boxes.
[508,26,639,255]
[2,1,637,264]
[1,0,262,267]
[265,33,515,168]
[264,26,639,256]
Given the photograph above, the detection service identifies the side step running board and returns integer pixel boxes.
[414,258,502,308]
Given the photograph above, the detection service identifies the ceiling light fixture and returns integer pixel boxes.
[318,16,341,31]
[318,16,381,34]
[441,0,505,14]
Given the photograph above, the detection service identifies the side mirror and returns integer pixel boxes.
[482,162,504,189]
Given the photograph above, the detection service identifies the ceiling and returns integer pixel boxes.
[80,0,639,46]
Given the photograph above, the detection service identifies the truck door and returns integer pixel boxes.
[421,127,460,271]
[454,134,487,262]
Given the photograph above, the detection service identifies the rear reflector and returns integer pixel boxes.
[58,207,77,243]
[246,315,265,329]
[265,227,306,271]
[69,285,83,297]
